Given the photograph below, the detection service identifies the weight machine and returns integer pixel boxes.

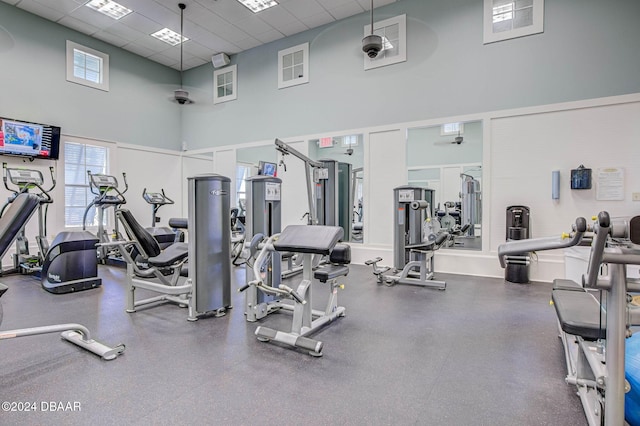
[366,186,447,289]
[498,213,640,426]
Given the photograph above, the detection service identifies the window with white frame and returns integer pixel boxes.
[342,135,359,147]
[66,41,109,91]
[278,43,309,89]
[214,65,237,104]
[364,14,406,71]
[483,0,544,44]
[441,122,464,136]
[64,141,109,227]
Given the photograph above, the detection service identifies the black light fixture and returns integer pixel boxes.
[362,0,383,58]
[174,3,193,105]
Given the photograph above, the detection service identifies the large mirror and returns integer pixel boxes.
[406,121,482,250]
[308,134,364,243]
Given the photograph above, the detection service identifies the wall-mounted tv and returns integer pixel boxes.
[0,116,60,160]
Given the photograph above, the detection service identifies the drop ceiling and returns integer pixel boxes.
[1,0,398,70]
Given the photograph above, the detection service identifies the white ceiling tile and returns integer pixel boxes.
[134,1,179,31]
[58,16,101,35]
[122,41,156,57]
[93,30,128,47]
[15,0,65,22]
[197,0,254,24]
[183,56,208,69]
[104,22,146,41]
[258,6,298,28]
[278,20,309,37]
[33,0,82,15]
[69,4,118,29]
[234,15,275,38]
[119,12,163,36]
[254,29,285,44]
[182,40,214,58]
[316,0,354,10]
[148,51,178,67]
[132,32,174,51]
[211,24,252,44]
[327,2,364,20]
[299,11,335,28]
[233,37,261,51]
[281,0,325,19]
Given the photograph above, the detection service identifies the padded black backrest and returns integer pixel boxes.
[0,193,40,260]
[117,209,162,258]
[329,243,351,264]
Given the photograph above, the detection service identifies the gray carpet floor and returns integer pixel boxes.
[0,264,587,425]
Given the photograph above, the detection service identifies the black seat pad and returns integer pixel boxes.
[314,265,349,282]
[552,279,584,291]
[273,225,343,255]
[552,289,606,340]
[148,243,188,268]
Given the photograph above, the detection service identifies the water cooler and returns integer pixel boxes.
[504,206,530,283]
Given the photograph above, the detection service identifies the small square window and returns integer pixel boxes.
[66,41,109,91]
[484,0,544,44]
[441,123,464,136]
[278,43,309,89]
[213,64,237,104]
[364,14,406,71]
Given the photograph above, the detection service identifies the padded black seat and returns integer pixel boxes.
[313,243,351,283]
[552,289,606,340]
[553,279,584,291]
[273,225,343,255]
[314,265,349,283]
[148,243,188,268]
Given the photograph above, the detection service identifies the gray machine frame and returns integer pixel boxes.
[186,174,232,318]
[247,225,348,356]
[498,214,640,426]
[243,175,283,322]
[366,186,446,289]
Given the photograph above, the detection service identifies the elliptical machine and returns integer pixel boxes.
[0,162,55,274]
[82,171,128,262]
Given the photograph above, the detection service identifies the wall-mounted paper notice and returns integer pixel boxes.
[596,167,624,201]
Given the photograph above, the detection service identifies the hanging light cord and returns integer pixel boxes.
[370,0,374,35]
[179,3,185,88]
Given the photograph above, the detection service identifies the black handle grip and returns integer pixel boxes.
[364,257,382,265]
[238,283,251,293]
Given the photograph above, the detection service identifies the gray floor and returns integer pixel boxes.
[0,264,587,425]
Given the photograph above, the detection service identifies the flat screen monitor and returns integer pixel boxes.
[0,116,61,160]
[258,161,277,177]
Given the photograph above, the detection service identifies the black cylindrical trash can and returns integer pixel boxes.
[505,206,531,284]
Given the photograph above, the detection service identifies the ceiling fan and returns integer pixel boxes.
[172,3,193,105]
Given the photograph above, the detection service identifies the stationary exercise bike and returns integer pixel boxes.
[82,171,128,262]
[0,162,55,274]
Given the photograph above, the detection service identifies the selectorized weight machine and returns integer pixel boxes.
[366,186,447,289]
